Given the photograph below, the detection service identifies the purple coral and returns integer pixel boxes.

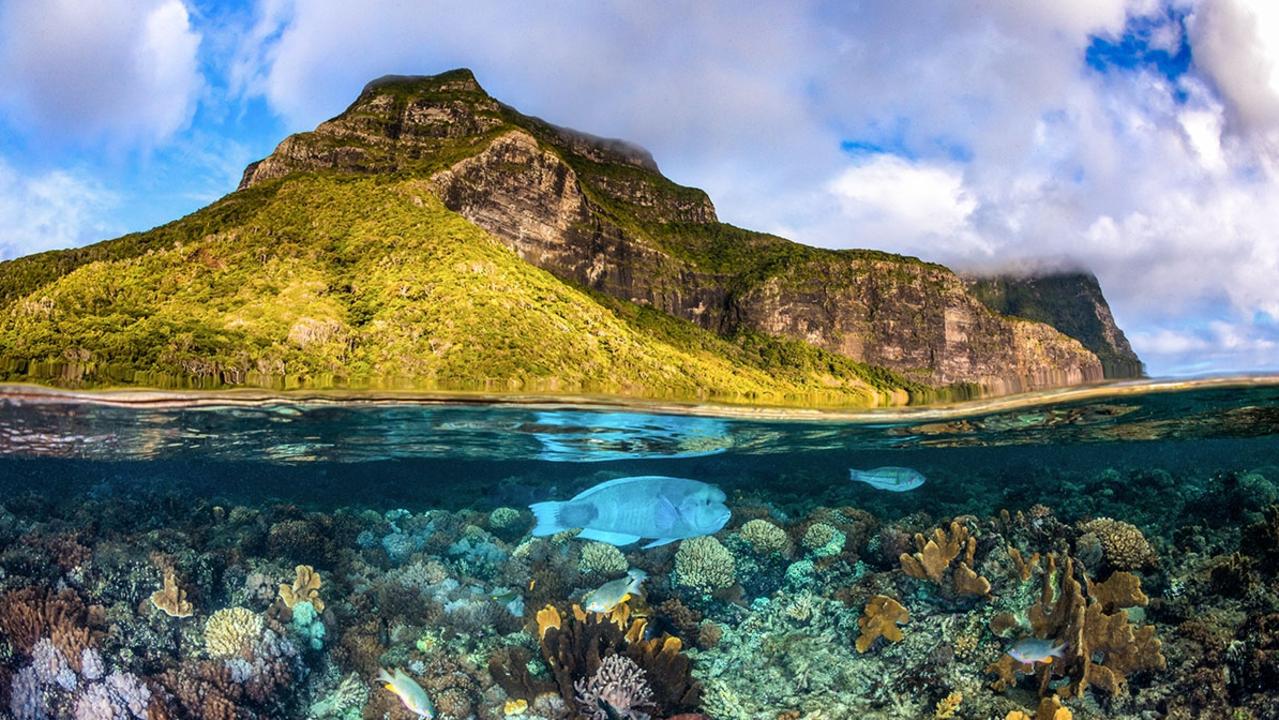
[573,654,655,720]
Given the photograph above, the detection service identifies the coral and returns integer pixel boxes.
[1008,546,1042,582]
[579,542,629,578]
[855,595,909,653]
[503,698,528,716]
[278,564,325,613]
[800,522,846,559]
[289,601,326,650]
[1078,517,1156,570]
[308,672,368,718]
[489,506,522,528]
[150,570,194,618]
[0,587,102,667]
[1005,695,1073,720]
[574,654,655,720]
[933,691,962,719]
[672,537,736,594]
[987,554,1165,697]
[738,519,790,556]
[535,604,701,714]
[204,607,264,658]
[898,520,991,598]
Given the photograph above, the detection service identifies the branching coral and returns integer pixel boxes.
[150,570,193,618]
[800,522,845,558]
[579,542,629,578]
[899,520,991,598]
[0,587,103,670]
[533,604,701,714]
[986,554,1165,697]
[1078,518,1156,570]
[855,594,909,653]
[574,654,656,720]
[204,608,264,658]
[1005,694,1073,720]
[278,564,324,613]
[672,537,735,594]
[739,519,790,556]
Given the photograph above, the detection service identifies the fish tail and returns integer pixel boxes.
[626,568,648,593]
[529,501,566,536]
[377,667,394,684]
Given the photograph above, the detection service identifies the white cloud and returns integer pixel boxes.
[827,155,984,256]
[191,0,1279,374]
[0,160,119,260]
[0,0,203,147]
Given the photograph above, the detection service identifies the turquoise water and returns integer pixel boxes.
[1,380,1277,719]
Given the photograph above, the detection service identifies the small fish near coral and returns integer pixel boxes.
[378,667,436,718]
[583,569,648,613]
[849,466,926,492]
[530,475,731,548]
[1007,637,1066,665]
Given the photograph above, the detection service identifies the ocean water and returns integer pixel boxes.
[1,379,1277,719]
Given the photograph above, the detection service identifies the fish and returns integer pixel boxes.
[530,475,731,548]
[1006,638,1067,665]
[490,588,521,604]
[378,667,436,718]
[582,569,648,613]
[849,466,926,492]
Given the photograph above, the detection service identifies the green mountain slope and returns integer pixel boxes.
[0,174,922,405]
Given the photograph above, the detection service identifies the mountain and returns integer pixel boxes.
[0,69,1139,406]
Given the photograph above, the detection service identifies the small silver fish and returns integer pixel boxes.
[1007,638,1066,665]
[849,466,925,492]
[582,569,647,613]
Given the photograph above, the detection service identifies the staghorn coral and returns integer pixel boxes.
[672,537,736,594]
[986,554,1165,697]
[899,520,991,598]
[932,691,962,719]
[1078,517,1155,570]
[278,564,324,613]
[0,587,102,672]
[738,519,790,556]
[579,542,629,578]
[855,594,909,653]
[574,654,656,720]
[150,570,194,618]
[204,607,264,658]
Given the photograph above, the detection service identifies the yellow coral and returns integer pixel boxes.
[204,607,262,658]
[279,564,324,613]
[673,536,736,593]
[503,698,528,716]
[577,542,628,577]
[900,520,990,597]
[855,594,909,653]
[934,691,962,719]
[150,570,193,618]
[739,519,790,555]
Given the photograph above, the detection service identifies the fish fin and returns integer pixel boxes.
[654,496,679,531]
[641,537,679,549]
[577,528,641,545]
[570,475,665,501]
[626,572,647,595]
[529,501,565,536]
[377,668,394,684]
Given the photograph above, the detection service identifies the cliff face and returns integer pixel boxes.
[240,69,1116,390]
[965,273,1144,378]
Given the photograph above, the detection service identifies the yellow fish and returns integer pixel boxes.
[378,667,436,718]
[582,569,647,613]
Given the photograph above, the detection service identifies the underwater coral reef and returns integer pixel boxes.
[0,453,1277,720]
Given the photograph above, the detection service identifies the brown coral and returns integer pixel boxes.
[0,587,103,670]
[899,520,991,598]
[855,594,909,653]
[150,570,194,618]
[533,604,701,714]
[986,554,1165,697]
[1004,695,1073,720]
[1078,517,1156,570]
[278,564,324,613]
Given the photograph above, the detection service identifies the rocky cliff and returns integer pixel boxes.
[240,69,1120,391]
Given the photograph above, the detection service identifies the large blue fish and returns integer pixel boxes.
[849,466,925,492]
[530,475,730,548]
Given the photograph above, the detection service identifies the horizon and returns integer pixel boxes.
[2,1,1278,377]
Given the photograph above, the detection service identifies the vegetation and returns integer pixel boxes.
[0,174,925,406]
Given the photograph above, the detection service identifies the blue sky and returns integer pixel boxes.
[1,0,1278,377]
